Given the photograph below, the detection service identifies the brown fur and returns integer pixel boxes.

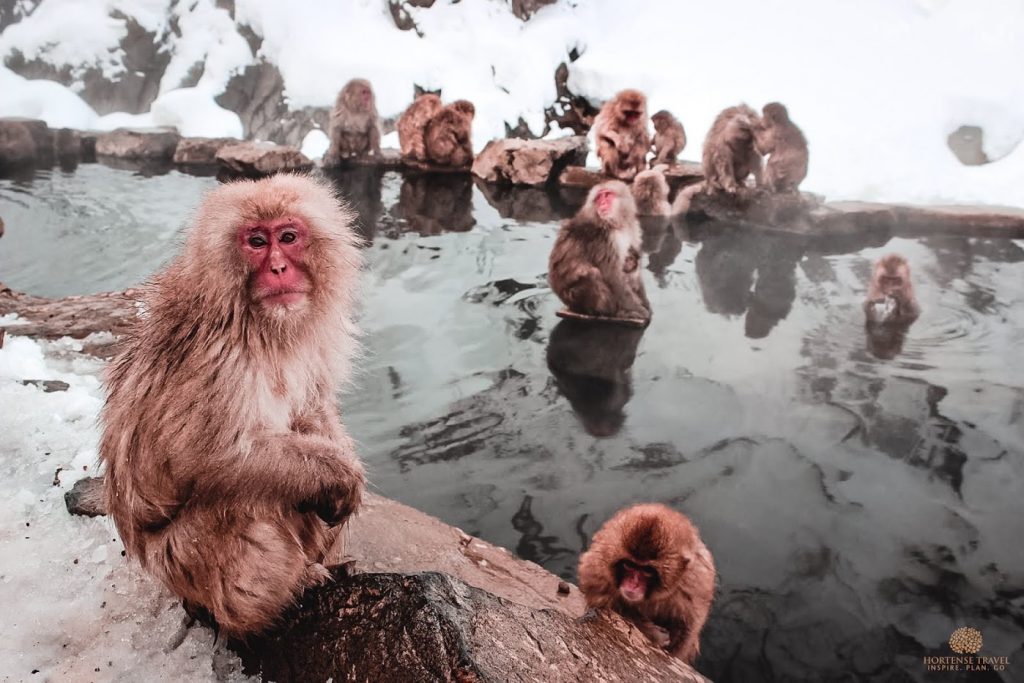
[423,99,475,168]
[397,93,442,162]
[578,503,716,664]
[702,104,763,194]
[753,102,808,193]
[548,181,650,322]
[864,253,920,324]
[631,167,671,216]
[651,110,686,166]
[593,89,650,181]
[325,78,382,165]
[99,174,365,638]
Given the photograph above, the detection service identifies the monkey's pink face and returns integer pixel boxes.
[876,269,907,295]
[239,218,312,308]
[617,559,656,604]
[595,188,617,218]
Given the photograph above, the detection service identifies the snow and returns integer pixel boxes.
[0,332,251,681]
[1,0,1023,198]
[300,128,329,160]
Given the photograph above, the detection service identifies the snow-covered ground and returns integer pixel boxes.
[0,328,250,681]
[2,0,1023,205]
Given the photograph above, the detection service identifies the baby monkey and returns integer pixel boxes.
[578,503,716,664]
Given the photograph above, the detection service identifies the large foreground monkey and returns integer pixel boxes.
[100,174,366,637]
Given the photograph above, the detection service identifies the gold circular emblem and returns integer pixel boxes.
[949,627,982,654]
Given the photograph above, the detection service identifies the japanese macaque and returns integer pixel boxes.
[424,100,476,168]
[669,181,704,217]
[397,93,442,162]
[593,89,650,181]
[631,167,671,217]
[753,102,808,193]
[863,253,920,357]
[548,181,651,324]
[100,174,365,638]
[324,78,382,164]
[702,104,763,195]
[578,504,716,664]
[651,110,686,166]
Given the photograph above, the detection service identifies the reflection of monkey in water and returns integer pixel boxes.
[511,494,576,570]
[546,318,645,437]
[396,172,476,235]
[323,166,384,242]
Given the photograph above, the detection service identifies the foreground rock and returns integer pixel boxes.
[247,571,705,683]
[95,127,180,160]
[472,136,588,186]
[215,141,313,178]
[172,136,239,166]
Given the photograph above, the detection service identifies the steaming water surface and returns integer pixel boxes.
[2,165,1022,682]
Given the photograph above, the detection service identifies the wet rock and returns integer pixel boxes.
[95,128,181,160]
[172,136,238,166]
[560,162,704,192]
[474,179,575,222]
[244,571,707,683]
[947,125,988,166]
[215,140,313,178]
[472,136,588,186]
[64,477,106,518]
[20,379,70,393]
[0,117,50,169]
[53,128,81,165]
[78,131,98,162]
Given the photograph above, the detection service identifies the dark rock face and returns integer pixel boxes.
[172,136,237,165]
[472,136,588,186]
[510,0,557,20]
[215,140,313,178]
[947,125,989,166]
[0,118,39,169]
[95,128,181,160]
[64,477,106,517]
[5,16,170,115]
[245,571,707,683]
[215,61,329,147]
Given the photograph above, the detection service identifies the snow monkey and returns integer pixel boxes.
[578,503,716,664]
[753,102,808,193]
[702,104,762,195]
[100,174,366,637]
[651,110,686,166]
[593,89,650,181]
[548,181,651,324]
[325,78,381,164]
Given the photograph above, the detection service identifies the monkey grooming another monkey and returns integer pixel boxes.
[100,174,365,638]
[702,104,762,195]
[397,93,442,162]
[324,78,382,165]
[578,503,716,665]
[593,89,650,181]
[548,181,651,325]
[632,167,671,217]
[753,102,808,193]
[424,99,476,168]
[651,110,686,166]
[864,254,920,325]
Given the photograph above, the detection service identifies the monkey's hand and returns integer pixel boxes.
[638,620,671,649]
[298,457,365,526]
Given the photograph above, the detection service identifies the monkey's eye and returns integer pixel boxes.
[279,230,297,244]
[247,235,268,248]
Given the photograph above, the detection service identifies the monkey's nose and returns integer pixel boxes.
[271,263,287,275]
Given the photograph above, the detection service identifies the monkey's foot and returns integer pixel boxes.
[556,308,649,328]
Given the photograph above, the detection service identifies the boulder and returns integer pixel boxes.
[0,117,51,169]
[947,125,988,166]
[472,136,588,186]
[215,140,314,178]
[245,571,707,683]
[172,136,238,165]
[78,131,99,162]
[53,128,81,164]
[95,128,181,160]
